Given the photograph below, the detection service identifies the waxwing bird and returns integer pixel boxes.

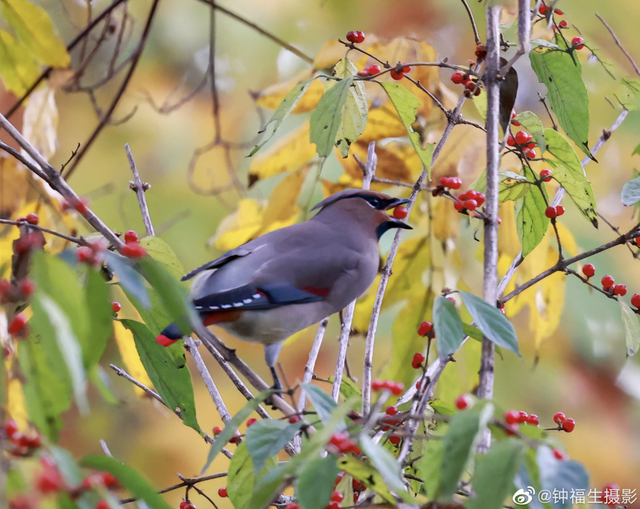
[157,190,411,391]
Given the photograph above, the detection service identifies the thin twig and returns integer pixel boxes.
[120,472,228,504]
[500,0,531,75]
[459,0,481,44]
[298,318,328,413]
[125,144,155,237]
[596,13,640,76]
[0,219,83,245]
[99,440,113,457]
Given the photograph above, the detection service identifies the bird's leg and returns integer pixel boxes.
[264,342,284,407]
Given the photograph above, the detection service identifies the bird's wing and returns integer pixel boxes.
[181,240,267,281]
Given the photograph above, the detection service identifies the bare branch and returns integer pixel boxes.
[459,0,481,44]
[596,13,640,76]
[0,219,83,246]
[125,144,155,237]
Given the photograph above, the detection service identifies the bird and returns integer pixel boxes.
[156,189,411,392]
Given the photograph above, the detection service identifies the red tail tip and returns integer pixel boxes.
[156,334,180,347]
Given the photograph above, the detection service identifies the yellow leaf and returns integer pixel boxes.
[248,122,316,181]
[211,199,263,252]
[497,201,521,259]
[0,30,40,95]
[555,221,578,256]
[1,0,70,67]
[256,72,324,113]
[7,377,29,428]
[384,235,431,305]
[359,102,407,142]
[529,246,565,348]
[432,195,461,241]
[140,236,185,279]
[258,167,307,235]
[113,321,153,397]
[23,84,58,161]
[337,141,413,183]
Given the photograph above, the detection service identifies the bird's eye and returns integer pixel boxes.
[368,198,381,207]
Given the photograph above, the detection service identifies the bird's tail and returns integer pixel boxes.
[156,323,183,347]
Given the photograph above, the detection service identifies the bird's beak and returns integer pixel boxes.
[384,198,410,210]
[389,218,412,230]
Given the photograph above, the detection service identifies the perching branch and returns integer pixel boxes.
[126,144,155,237]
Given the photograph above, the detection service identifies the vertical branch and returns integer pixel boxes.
[331,142,376,402]
[297,318,329,413]
[126,144,155,237]
[477,5,502,450]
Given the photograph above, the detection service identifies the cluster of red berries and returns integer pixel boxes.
[450,71,482,97]
[3,419,41,455]
[15,213,40,225]
[453,189,486,213]
[417,320,433,336]
[0,275,34,305]
[545,205,565,219]
[358,64,381,77]
[454,394,473,410]
[61,197,90,215]
[553,411,576,432]
[411,352,425,369]
[212,425,242,444]
[77,241,106,267]
[439,176,462,190]
[285,490,344,509]
[507,130,537,159]
[600,275,627,297]
[389,64,411,81]
[505,409,541,428]
[381,405,401,434]
[14,231,45,256]
[328,432,361,455]
[121,230,146,258]
[345,30,365,44]
[371,379,404,395]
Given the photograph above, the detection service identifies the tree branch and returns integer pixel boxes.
[125,144,155,237]
[596,13,640,76]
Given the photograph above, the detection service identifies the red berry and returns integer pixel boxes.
[505,424,519,436]
[36,470,63,494]
[631,294,640,308]
[286,504,301,509]
[390,382,404,396]
[572,36,584,50]
[511,111,521,126]
[77,246,94,263]
[602,483,621,507]
[8,314,27,335]
[449,177,462,189]
[346,31,357,43]
[526,414,539,426]
[614,284,627,296]
[218,487,228,498]
[180,501,196,509]
[504,410,520,425]
[212,426,223,435]
[111,302,121,313]
[95,501,110,509]
[393,206,408,219]
[454,200,464,212]
[555,205,565,216]
[25,213,39,225]
[455,394,471,410]
[555,9,564,15]
[331,491,344,503]
[601,275,615,289]
[539,3,547,14]
[418,321,432,336]
[475,193,485,206]
[402,65,411,73]
[229,430,242,444]
[74,198,89,214]
[518,411,529,423]
[385,406,398,416]
[366,64,381,75]
[465,81,476,91]
[553,448,568,460]
[553,412,566,425]
[524,148,537,159]
[559,20,568,28]
[415,380,421,390]
[515,131,532,145]
[451,72,464,84]
[124,230,138,244]
[411,352,425,369]
[582,264,595,278]
[371,379,384,391]
[545,206,557,219]
[562,417,575,432]
[20,435,41,448]
[20,279,35,297]
[355,31,365,43]
[289,415,301,424]
[390,69,404,80]
[5,419,18,437]
[388,435,401,445]
[122,244,147,258]
[507,135,516,147]
[539,169,552,181]
[463,199,478,211]
[473,87,481,96]
[327,499,341,508]
[246,418,258,427]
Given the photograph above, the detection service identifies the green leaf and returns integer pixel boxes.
[140,236,185,279]
[201,391,271,474]
[437,403,494,500]
[433,295,465,358]
[633,143,640,157]
[18,338,70,441]
[618,297,640,356]
[529,39,591,158]
[89,366,119,405]
[514,111,546,154]
[248,464,289,509]
[104,251,150,308]
[337,456,395,504]
[328,373,362,401]
[296,454,339,509]
[544,129,598,227]
[301,383,338,424]
[250,79,316,157]
[121,319,201,435]
[537,446,589,509]
[499,171,532,202]
[81,455,172,509]
[228,442,256,509]
[618,79,640,111]
[0,30,40,96]
[245,419,302,474]
[621,174,640,206]
[50,446,83,486]
[1,0,70,67]
[467,440,525,509]
[359,434,410,500]
[331,58,367,158]
[310,76,354,158]
[416,437,445,499]
[380,81,435,175]
[459,291,520,357]
[515,167,549,257]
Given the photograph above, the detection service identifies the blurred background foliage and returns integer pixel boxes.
[2,0,640,506]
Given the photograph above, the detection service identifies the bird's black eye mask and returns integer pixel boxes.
[355,193,407,211]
